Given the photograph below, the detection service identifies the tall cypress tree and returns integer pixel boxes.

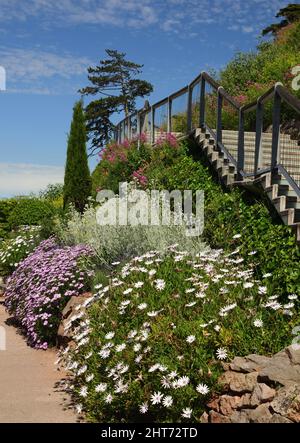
[63,100,91,212]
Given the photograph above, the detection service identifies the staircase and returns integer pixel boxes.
[194,128,300,242]
[114,70,300,244]
[220,130,300,184]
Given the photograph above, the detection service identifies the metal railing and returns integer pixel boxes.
[114,71,300,195]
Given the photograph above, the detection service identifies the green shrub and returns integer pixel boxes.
[0,199,19,238]
[55,194,206,268]
[7,198,55,229]
[39,183,64,201]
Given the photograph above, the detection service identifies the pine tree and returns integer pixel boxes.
[262,3,300,36]
[80,49,153,155]
[63,100,91,212]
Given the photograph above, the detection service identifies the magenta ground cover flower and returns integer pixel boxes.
[5,237,94,349]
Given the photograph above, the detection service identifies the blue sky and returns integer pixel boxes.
[0,0,294,197]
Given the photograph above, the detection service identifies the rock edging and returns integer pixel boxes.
[201,345,300,423]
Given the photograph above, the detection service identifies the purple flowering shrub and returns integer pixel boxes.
[5,237,94,349]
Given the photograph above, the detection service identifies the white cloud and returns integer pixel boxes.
[0,0,288,35]
[0,47,91,94]
[0,0,158,28]
[0,163,64,197]
[242,26,254,34]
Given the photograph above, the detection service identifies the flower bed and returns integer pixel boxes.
[58,245,298,422]
[5,237,94,349]
[0,226,41,276]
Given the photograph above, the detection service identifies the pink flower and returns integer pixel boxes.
[156,132,178,148]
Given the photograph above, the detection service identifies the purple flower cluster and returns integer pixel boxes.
[5,237,94,349]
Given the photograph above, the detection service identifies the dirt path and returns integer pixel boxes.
[0,304,78,423]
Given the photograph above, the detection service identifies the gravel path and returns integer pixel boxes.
[0,304,77,423]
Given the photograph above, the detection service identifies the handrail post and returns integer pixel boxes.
[254,100,263,174]
[151,106,155,145]
[216,86,223,146]
[167,97,172,133]
[137,112,141,150]
[271,88,281,168]
[187,85,192,133]
[127,116,131,140]
[237,108,245,179]
[199,76,205,128]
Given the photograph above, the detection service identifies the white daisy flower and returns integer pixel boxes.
[75,404,83,414]
[147,311,159,317]
[105,394,113,404]
[105,332,115,340]
[134,343,142,352]
[150,391,163,405]
[86,374,94,383]
[154,279,166,291]
[148,269,157,277]
[185,288,196,293]
[161,376,171,389]
[149,364,160,373]
[119,364,129,374]
[135,355,142,363]
[128,330,138,339]
[114,380,129,394]
[139,403,148,414]
[216,347,228,360]
[185,301,197,307]
[253,319,263,328]
[99,349,110,359]
[77,365,88,375]
[288,294,298,300]
[134,281,144,288]
[162,396,173,408]
[196,383,210,395]
[95,383,107,393]
[233,234,241,239]
[177,376,190,387]
[243,282,254,288]
[186,335,196,344]
[168,371,178,379]
[115,343,126,353]
[138,303,148,310]
[123,288,133,295]
[181,407,193,419]
[79,386,88,397]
